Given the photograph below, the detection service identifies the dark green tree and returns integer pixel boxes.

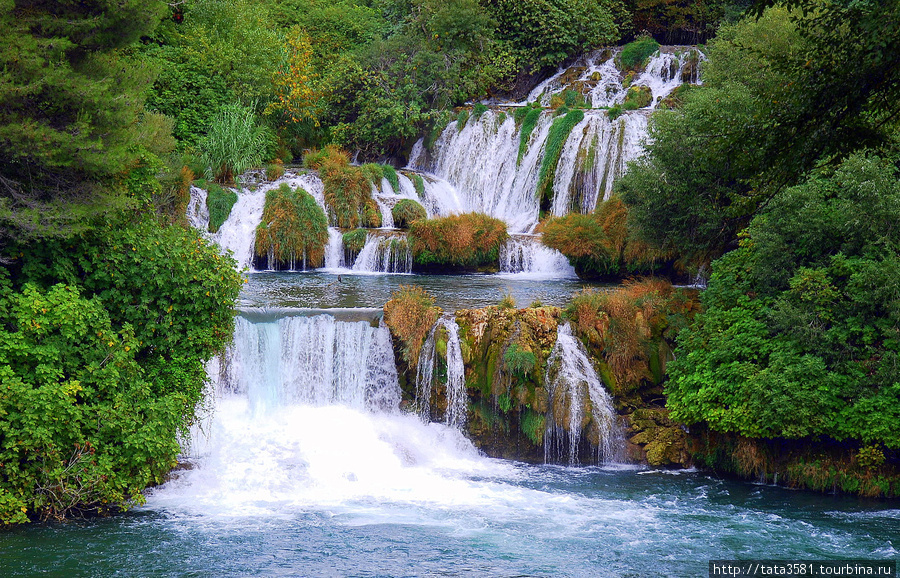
[0,0,168,238]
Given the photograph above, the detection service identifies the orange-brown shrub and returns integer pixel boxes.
[409,213,508,267]
[383,285,442,366]
[254,183,328,268]
[303,145,380,228]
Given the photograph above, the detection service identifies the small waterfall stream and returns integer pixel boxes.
[416,316,467,428]
[544,323,621,465]
[499,235,577,278]
[351,234,413,274]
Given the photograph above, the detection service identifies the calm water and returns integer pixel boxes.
[3,272,897,577]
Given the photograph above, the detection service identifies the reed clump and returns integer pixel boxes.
[409,212,508,268]
[383,285,442,367]
[254,183,328,268]
[304,145,381,228]
[392,199,427,229]
[206,182,238,234]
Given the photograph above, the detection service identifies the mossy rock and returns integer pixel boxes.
[623,85,653,110]
[392,199,427,229]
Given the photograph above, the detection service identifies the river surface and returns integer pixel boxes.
[2,272,897,577]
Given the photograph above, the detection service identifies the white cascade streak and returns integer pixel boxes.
[499,235,576,278]
[415,316,467,428]
[351,234,412,274]
[544,323,621,465]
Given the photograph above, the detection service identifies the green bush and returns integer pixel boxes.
[391,199,427,229]
[473,103,489,119]
[456,109,470,130]
[3,219,242,524]
[206,183,238,233]
[619,36,660,71]
[606,104,623,120]
[304,145,381,228]
[342,228,368,254]
[381,164,400,192]
[517,106,543,164]
[411,173,426,198]
[622,86,653,110]
[255,184,329,269]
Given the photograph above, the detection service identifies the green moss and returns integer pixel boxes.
[517,107,543,165]
[392,199,427,229]
[206,183,238,234]
[563,89,588,109]
[381,164,399,192]
[411,173,425,198]
[473,103,489,120]
[622,86,653,110]
[425,111,450,150]
[536,109,585,207]
[607,104,623,120]
[456,109,470,130]
[619,36,660,71]
[521,408,545,446]
[503,343,536,377]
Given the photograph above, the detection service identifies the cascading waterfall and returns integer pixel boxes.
[408,46,703,232]
[499,235,577,278]
[187,186,210,231]
[323,227,345,270]
[217,313,400,412]
[416,316,467,428]
[544,322,621,465]
[351,233,412,274]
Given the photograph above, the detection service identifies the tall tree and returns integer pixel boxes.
[0,0,167,239]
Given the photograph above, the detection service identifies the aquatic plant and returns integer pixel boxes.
[517,106,543,165]
[618,36,660,71]
[381,164,400,192]
[254,183,328,269]
[409,213,507,269]
[205,182,238,234]
[536,109,584,206]
[473,103,489,119]
[304,145,380,228]
[456,109,469,130]
[383,285,442,367]
[411,173,425,198]
[391,199,427,229]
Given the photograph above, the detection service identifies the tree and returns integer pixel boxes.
[0,0,167,239]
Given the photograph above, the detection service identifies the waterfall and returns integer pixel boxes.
[323,228,346,270]
[351,234,412,274]
[187,186,210,231]
[416,316,467,428]
[203,172,326,271]
[217,314,400,413]
[544,323,621,465]
[408,46,703,232]
[499,235,577,278]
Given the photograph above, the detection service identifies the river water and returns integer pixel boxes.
[2,273,897,577]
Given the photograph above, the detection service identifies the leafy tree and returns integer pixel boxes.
[666,152,900,448]
[0,0,167,238]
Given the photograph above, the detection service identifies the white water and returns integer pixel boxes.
[351,233,412,274]
[187,186,210,231]
[323,227,345,270]
[499,234,577,278]
[416,316,467,428]
[544,323,621,465]
[207,172,326,271]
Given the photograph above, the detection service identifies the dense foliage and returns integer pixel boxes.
[1,220,242,524]
[304,146,381,228]
[409,213,508,269]
[254,184,330,269]
[383,285,442,367]
[391,199,427,229]
[666,153,900,448]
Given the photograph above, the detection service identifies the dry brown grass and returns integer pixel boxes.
[254,183,328,268]
[409,213,507,267]
[383,285,442,367]
[304,145,379,228]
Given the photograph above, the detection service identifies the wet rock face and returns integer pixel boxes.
[625,408,691,467]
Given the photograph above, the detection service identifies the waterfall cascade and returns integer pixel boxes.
[416,316,467,428]
[351,233,413,274]
[499,234,577,278]
[407,47,703,233]
[544,323,622,464]
[216,314,401,413]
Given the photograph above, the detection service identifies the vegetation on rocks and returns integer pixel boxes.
[383,286,442,368]
[254,184,329,269]
[391,199,427,229]
[205,183,238,234]
[409,213,507,270]
[303,146,381,228]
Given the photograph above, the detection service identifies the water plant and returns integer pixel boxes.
[536,109,584,207]
[383,285,442,367]
[618,35,660,71]
[205,183,238,233]
[456,109,469,130]
[391,199,427,229]
[517,106,543,164]
[381,164,400,192]
[254,183,328,269]
[304,145,380,228]
[473,103,489,120]
[409,213,508,269]
[411,173,425,198]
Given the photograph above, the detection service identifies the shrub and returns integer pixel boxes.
[381,164,400,192]
[607,104,623,120]
[206,183,238,233]
[383,285,442,367]
[473,103,489,119]
[342,228,368,253]
[456,109,470,130]
[392,199,427,229]
[622,86,653,110]
[619,36,660,71]
[409,213,508,268]
[200,103,275,184]
[304,145,380,228]
[254,183,329,269]
[542,197,673,278]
